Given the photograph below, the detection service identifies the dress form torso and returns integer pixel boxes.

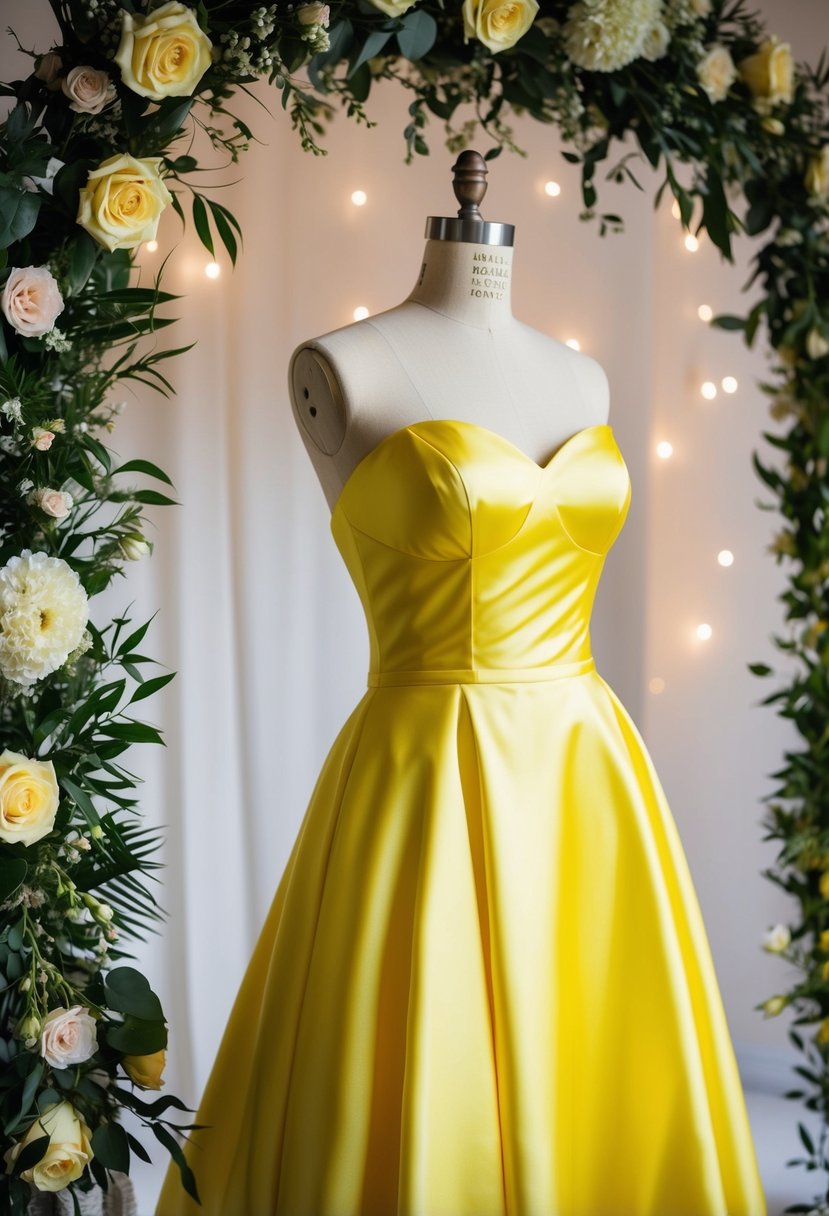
[289,200,610,512]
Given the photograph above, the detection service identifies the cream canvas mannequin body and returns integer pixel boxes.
[289,223,610,512]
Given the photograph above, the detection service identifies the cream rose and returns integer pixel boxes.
[297,2,330,23]
[1,267,64,338]
[697,44,737,103]
[33,488,74,519]
[463,0,539,52]
[61,65,115,114]
[366,0,418,13]
[31,427,56,451]
[40,1005,99,1068]
[805,145,829,202]
[77,153,172,252]
[641,20,670,63]
[3,1101,93,1192]
[690,0,711,14]
[122,1048,166,1089]
[0,749,59,846]
[807,327,829,360]
[115,1,212,101]
[737,35,794,109]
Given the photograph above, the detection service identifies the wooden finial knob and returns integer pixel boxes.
[452,150,488,220]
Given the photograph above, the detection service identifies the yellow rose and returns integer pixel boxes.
[462,0,540,53]
[697,45,736,103]
[123,1047,166,1089]
[822,960,829,982]
[820,869,829,899]
[817,1018,829,1045]
[805,146,829,202]
[366,0,418,14]
[77,153,172,252]
[0,749,59,846]
[737,36,794,109]
[820,929,829,953]
[3,1101,93,1192]
[115,0,212,101]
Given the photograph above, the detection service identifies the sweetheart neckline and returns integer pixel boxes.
[330,419,616,518]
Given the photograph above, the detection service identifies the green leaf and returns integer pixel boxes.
[191,194,214,257]
[106,1014,167,1055]
[98,722,165,744]
[129,671,176,704]
[151,1123,200,1204]
[748,662,773,676]
[0,186,41,251]
[0,856,27,904]
[709,314,745,331]
[68,232,98,293]
[104,967,164,1020]
[131,489,180,506]
[60,776,102,827]
[396,10,437,60]
[348,28,393,78]
[91,1121,131,1172]
[9,1134,49,1176]
[207,199,237,266]
[111,458,174,486]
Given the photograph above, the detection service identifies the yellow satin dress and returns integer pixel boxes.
[156,419,767,1216]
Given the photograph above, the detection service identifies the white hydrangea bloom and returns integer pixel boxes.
[0,550,89,687]
[563,0,663,72]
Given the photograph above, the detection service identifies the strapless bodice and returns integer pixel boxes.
[330,419,631,683]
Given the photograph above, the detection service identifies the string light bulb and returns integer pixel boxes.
[565,338,581,351]
[718,549,734,567]
[544,181,561,197]
[698,304,713,322]
[671,200,681,219]
[685,234,700,252]
[656,440,673,459]
[204,261,220,279]
[353,306,369,321]
[722,376,738,394]
[351,190,367,206]
[145,240,159,253]
[649,676,666,694]
[701,381,717,400]
[696,623,713,641]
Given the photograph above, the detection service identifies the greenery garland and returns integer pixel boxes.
[0,0,827,1210]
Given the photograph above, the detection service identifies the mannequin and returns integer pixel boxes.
[288,150,610,511]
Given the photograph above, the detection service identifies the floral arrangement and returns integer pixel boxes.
[0,0,827,1210]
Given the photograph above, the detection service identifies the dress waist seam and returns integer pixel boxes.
[367,657,596,686]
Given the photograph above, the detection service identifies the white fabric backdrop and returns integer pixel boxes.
[1,4,822,1210]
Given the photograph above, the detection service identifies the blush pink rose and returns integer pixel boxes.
[35,489,74,519]
[40,1005,98,1069]
[61,65,116,114]
[2,267,64,337]
[32,428,56,451]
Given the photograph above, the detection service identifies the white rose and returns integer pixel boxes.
[0,749,60,846]
[463,0,540,53]
[34,488,74,519]
[762,924,791,953]
[641,19,670,62]
[61,66,116,114]
[697,44,737,102]
[1,266,64,337]
[3,1100,94,1191]
[40,1005,99,1068]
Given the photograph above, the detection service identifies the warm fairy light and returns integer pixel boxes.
[718,549,734,567]
[722,376,738,394]
[698,303,713,322]
[565,338,581,351]
[701,380,717,400]
[204,261,220,279]
[696,623,713,641]
[656,440,673,459]
[145,240,159,253]
[544,180,561,197]
[685,234,700,252]
[351,190,367,206]
[353,306,370,321]
[649,676,666,694]
[671,200,681,219]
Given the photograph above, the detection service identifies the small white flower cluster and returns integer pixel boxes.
[1,397,23,427]
[43,326,71,353]
[251,5,277,39]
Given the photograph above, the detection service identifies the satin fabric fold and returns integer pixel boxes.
[156,419,766,1216]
